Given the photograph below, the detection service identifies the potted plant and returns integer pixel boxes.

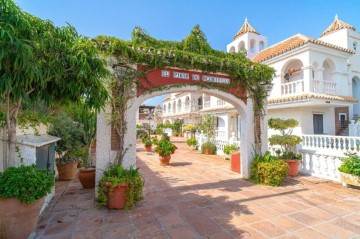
[96,163,144,209]
[183,124,197,138]
[338,152,360,187]
[144,138,153,152]
[250,151,288,186]
[268,118,302,176]
[78,106,97,188]
[186,138,198,150]
[0,165,54,238]
[154,139,177,165]
[224,144,240,172]
[201,141,217,155]
[47,113,85,180]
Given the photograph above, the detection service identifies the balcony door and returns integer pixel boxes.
[313,114,324,134]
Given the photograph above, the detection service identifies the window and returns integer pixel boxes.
[353,42,357,51]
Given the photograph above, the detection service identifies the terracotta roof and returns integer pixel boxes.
[162,95,171,102]
[268,93,358,104]
[253,34,353,63]
[234,17,259,40]
[320,15,356,37]
[156,105,162,109]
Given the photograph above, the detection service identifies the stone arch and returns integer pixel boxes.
[323,58,336,81]
[238,41,245,52]
[177,99,182,112]
[281,59,304,83]
[229,46,235,53]
[96,84,263,183]
[249,39,256,53]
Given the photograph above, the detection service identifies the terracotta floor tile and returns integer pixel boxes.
[43,221,75,236]
[271,216,305,232]
[330,218,360,233]
[294,228,329,239]
[166,225,198,239]
[288,212,323,226]
[158,212,185,227]
[228,225,267,239]
[313,221,356,238]
[250,221,286,237]
[191,219,222,235]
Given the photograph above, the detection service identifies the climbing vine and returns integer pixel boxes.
[95,25,275,162]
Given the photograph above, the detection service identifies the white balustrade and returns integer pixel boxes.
[194,132,240,156]
[301,134,360,152]
[299,150,344,182]
[215,130,226,139]
[217,99,226,106]
[203,101,211,108]
[312,80,336,94]
[281,80,304,95]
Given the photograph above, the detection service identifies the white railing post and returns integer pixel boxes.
[229,131,236,145]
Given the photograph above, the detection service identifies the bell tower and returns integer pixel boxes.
[226,18,267,60]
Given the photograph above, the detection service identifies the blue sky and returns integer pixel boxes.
[14,0,360,106]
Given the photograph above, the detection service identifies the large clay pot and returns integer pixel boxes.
[283,159,300,176]
[56,162,78,180]
[203,147,215,155]
[159,155,171,166]
[106,183,128,209]
[78,168,96,188]
[231,152,241,173]
[145,145,152,152]
[0,197,44,239]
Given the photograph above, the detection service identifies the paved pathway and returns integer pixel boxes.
[37,137,360,238]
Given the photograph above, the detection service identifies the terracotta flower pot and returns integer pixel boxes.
[106,182,128,209]
[203,147,215,155]
[145,145,152,152]
[56,162,78,181]
[0,197,44,239]
[159,155,171,165]
[231,152,241,173]
[78,168,96,188]
[283,159,300,176]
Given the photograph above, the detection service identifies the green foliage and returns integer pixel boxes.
[0,165,54,204]
[199,114,217,141]
[47,113,85,160]
[144,138,152,147]
[183,124,197,133]
[96,164,144,209]
[154,139,176,156]
[161,133,170,141]
[251,151,288,186]
[268,118,302,157]
[224,144,239,155]
[172,119,183,135]
[338,153,360,176]
[136,129,148,139]
[201,141,217,154]
[186,138,198,146]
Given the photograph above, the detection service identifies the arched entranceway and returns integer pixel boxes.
[94,25,274,186]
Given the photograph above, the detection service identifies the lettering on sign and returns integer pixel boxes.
[203,76,230,84]
[192,74,200,81]
[173,72,189,80]
[161,70,170,77]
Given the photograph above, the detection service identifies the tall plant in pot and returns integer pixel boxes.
[199,114,217,155]
[338,152,360,187]
[268,118,302,176]
[0,165,54,238]
[47,113,85,180]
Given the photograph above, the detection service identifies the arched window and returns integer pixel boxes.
[238,41,245,51]
[177,99,182,112]
[163,104,166,113]
[323,58,336,81]
[198,96,203,110]
[229,46,235,53]
[172,102,176,113]
[259,41,264,51]
[250,39,256,53]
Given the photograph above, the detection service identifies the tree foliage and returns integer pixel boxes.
[199,114,217,141]
[0,0,109,167]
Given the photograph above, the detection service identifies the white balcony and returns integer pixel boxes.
[312,80,336,94]
[203,101,211,108]
[217,99,226,106]
[281,80,304,95]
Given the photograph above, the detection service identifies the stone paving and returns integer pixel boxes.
[37,137,360,239]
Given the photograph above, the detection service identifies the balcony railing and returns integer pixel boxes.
[203,101,211,108]
[313,80,336,94]
[217,99,226,106]
[184,105,190,112]
[281,80,304,95]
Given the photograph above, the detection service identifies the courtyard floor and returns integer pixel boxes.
[36,137,360,239]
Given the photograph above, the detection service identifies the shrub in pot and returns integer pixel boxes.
[338,152,360,187]
[268,118,302,176]
[154,139,176,165]
[47,113,85,180]
[144,138,153,152]
[96,164,144,209]
[223,144,239,159]
[251,151,288,186]
[201,141,217,155]
[0,165,54,238]
[186,138,198,150]
[224,144,240,172]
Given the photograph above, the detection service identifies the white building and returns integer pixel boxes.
[227,15,359,137]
